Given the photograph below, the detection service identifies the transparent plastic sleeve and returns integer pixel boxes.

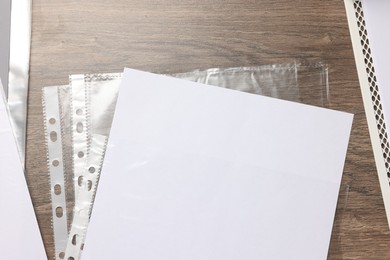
[41,62,329,260]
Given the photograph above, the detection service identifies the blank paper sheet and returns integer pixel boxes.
[83,68,353,260]
[0,82,46,259]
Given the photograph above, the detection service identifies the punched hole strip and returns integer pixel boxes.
[65,134,108,260]
[352,0,390,183]
[43,86,69,260]
[344,0,390,227]
[71,75,90,203]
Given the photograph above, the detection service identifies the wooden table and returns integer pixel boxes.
[27,0,390,259]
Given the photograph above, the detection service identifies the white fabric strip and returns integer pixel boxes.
[43,86,69,259]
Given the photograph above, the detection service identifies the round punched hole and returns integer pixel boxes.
[87,180,93,191]
[88,167,96,174]
[52,160,60,167]
[72,234,79,246]
[49,118,56,125]
[59,252,65,259]
[50,131,58,142]
[76,122,84,133]
[68,257,75,260]
[56,207,63,218]
[76,109,83,116]
[78,176,84,187]
[77,151,84,158]
[54,184,62,195]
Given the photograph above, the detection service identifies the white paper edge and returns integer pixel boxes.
[344,0,390,228]
[8,0,32,165]
[0,79,47,259]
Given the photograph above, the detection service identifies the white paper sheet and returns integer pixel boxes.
[0,0,11,95]
[362,0,390,141]
[83,68,353,260]
[0,81,46,259]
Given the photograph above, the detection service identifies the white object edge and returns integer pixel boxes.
[344,0,390,228]
[8,0,32,165]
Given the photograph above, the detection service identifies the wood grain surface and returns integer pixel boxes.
[26,0,390,259]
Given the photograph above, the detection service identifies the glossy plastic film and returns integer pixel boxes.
[78,63,329,139]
